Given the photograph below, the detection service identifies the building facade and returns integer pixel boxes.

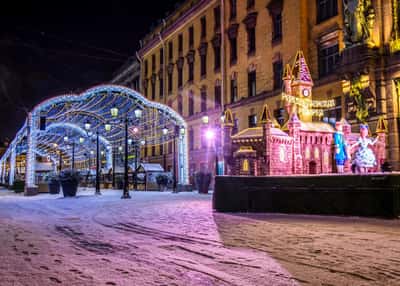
[138,0,400,176]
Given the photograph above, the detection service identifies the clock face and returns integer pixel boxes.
[302,88,310,97]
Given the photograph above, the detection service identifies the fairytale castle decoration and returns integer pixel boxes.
[224,52,387,176]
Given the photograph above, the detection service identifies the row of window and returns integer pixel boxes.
[228,0,338,24]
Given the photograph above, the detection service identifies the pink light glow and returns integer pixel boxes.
[205,129,215,140]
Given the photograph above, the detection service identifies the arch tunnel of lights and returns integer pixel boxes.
[0,85,189,190]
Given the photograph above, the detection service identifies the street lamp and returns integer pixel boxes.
[122,108,143,199]
[111,106,119,118]
[105,122,111,132]
[162,126,169,136]
[84,128,101,195]
[84,121,91,131]
[95,131,101,195]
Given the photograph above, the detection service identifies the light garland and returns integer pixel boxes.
[282,93,335,110]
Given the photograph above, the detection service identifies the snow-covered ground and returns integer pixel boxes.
[0,188,399,286]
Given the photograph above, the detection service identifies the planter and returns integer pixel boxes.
[59,170,80,197]
[195,172,212,194]
[48,182,60,194]
[12,180,25,193]
[61,181,78,197]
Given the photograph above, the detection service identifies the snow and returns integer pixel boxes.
[0,188,399,285]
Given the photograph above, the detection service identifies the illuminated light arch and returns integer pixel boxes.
[1,84,188,190]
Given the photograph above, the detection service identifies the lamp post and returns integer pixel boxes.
[58,151,62,173]
[84,120,101,195]
[172,126,179,193]
[108,106,142,199]
[71,141,75,170]
[112,146,116,188]
[95,131,101,195]
[122,116,131,199]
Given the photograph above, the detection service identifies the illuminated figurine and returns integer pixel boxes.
[333,121,348,173]
[351,124,378,173]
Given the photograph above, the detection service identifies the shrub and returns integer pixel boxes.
[58,170,80,184]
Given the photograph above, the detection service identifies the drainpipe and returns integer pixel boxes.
[135,51,143,93]
[220,0,226,175]
[158,31,167,104]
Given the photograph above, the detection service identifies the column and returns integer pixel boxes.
[0,160,3,184]
[8,145,16,186]
[106,146,113,171]
[25,112,38,195]
[1,161,6,184]
[178,128,189,185]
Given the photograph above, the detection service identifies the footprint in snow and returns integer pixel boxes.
[49,277,62,284]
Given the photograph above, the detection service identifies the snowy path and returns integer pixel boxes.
[0,190,296,286]
[0,189,399,285]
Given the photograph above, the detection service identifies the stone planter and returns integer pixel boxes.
[48,182,60,194]
[195,172,212,194]
[61,181,78,197]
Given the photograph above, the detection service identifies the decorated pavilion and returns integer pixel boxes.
[0,85,189,195]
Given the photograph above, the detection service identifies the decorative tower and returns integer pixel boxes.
[288,111,303,174]
[282,64,293,115]
[260,104,274,175]
[223,108,234,175]
[291,51,314,122]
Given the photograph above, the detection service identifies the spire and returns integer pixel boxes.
[292,50,313,85]
[223,108,234,127]
[283,64,292,80]
[376,116,388,133]
[260,104,273,124]
[260,104,280,128]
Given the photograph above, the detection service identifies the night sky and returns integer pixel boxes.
[0,0,180,142]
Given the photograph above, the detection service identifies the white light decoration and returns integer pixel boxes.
[162,127,168,135]
[180,127,185,135]
[132,127,139,134]
[128,139,133,145]
[205,129,215,140]
[90,150,94,155]
[101,151,105,156]
[134,108,143,118]
[140,140,146,146]
[105,123,111,131]
[84,121,91,131]
[118,146,123,152]
[220,112,226,123]
[202,115,209,124]
[79,137,85,144]
[53,143,58,148]
[63,136,69,142]
[111,106,119,118]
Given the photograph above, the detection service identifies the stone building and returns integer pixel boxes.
[137,0,400,175]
